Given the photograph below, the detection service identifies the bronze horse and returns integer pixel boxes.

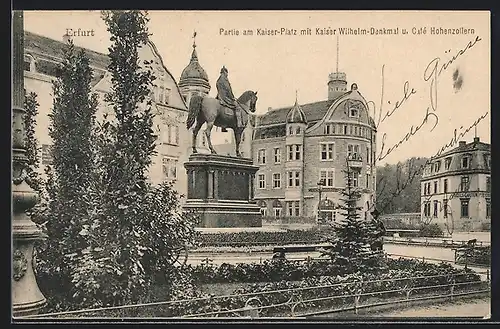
[186,90,258,157]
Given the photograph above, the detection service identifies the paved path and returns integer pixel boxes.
[367,296,491,318]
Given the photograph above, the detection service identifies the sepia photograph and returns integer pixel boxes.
[11,10,491,320]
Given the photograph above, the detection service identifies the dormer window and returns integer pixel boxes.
[445,157,452,170]
[461,155,470,169]
[349,108,359,118]
[484,154,491,170]
[24,54,35,72]
[433,161,441,173]
[295,127,301,134]
[288,126,293,135]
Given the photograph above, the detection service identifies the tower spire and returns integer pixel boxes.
[295,90,298,103]
[193,30,197,49]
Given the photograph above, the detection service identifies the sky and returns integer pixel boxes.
[24,10,490,165]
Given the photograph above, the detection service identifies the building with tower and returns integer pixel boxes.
[251,70,377,221]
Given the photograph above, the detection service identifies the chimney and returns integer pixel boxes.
[474,137,480,143]
[459,141,466,147]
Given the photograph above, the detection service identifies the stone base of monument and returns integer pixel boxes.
[183,154,262,228]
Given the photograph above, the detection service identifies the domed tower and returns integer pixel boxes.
[284,92,307,217]
[178,32,211,106]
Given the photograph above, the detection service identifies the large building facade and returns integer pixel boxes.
[251,71,377,221]
[420,137,491,231]
[23,31,210,200]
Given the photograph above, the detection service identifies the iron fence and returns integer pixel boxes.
[19,271,490,319]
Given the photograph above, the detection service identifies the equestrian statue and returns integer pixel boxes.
[186,66,258,157]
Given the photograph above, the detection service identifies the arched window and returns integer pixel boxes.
[272,199,283,218]
[257,200,267,217]
[24,54,35,72]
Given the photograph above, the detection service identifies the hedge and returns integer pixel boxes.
[187,257,480,285]
[197,229,324,247]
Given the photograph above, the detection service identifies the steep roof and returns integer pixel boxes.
[24,31,110,70]
[258,98,336,126]
[179,46,209,83]
[286,99,307,124]
[438,139,490,158]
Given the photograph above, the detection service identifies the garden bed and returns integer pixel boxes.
[196,229,324,247]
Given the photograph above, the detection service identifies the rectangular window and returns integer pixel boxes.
[486,199,491,218]
[174,125,179,145]
[343,125,348,134]
[320,169,335,187]
[162,157,178,180]
[287,201,300,217]
[258,149,266,164]
[460,199,469,218]
[348,172,359,187]
[445,157,452,170]
[167,124,179,145]
[295,171,300,187]
[460,176,470,192]
[295,145,302,161]
[486,176,491,193]
[274,207,282,218]
[287,145,302,161]
[324,124,331,134]
[164,88,171,104]
[274,148,281,164]
[294,201,300,217]
[433,200,438,217]
[366,173,369,188]
[366,146,370,164]
[349,125,354,135]
[273,173,281,189]
[347,144,360,159]
[444,179,448,193]
[434,181,438,194]
[320,143,334,161]
[287,145,293,161]
[354,126,358,135]
[350,108,359,118]
[443,199,448,218]
[288,171,293,187]
[258,174,266,189]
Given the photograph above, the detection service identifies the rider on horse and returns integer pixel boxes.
[216,66,244,132]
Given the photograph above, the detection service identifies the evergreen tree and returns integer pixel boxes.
[322,166,385,274]
[37,39,99,296]
[23,91,43,193]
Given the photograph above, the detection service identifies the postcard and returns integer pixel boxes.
[12,10,490,321]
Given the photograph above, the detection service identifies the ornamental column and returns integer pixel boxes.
[12,10,47,317]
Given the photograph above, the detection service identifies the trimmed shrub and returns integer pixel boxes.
[419,223,444,238]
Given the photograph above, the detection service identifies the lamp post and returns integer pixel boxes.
[12,11,46,317]
[317,179,325,223]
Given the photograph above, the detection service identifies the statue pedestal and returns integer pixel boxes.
[183,154,262,228]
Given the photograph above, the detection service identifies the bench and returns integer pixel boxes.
[272,245,333,259]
